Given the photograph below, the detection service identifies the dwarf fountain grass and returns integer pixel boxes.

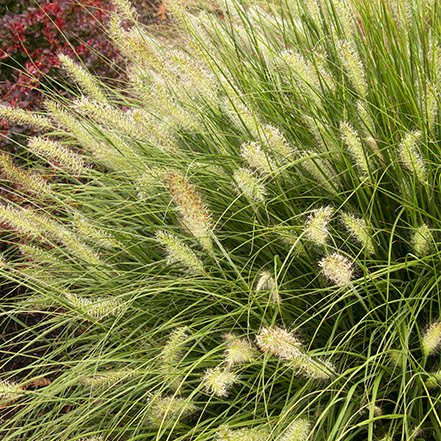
[223,334,258,367]
[2,0,441,439]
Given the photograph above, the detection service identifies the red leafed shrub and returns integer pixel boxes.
[0,0,122,149]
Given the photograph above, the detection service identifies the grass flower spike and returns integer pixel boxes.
[304,206,334,246]
[422,320,441,357]
[256,326,302,360]
[0,380,23,402]
[166,171,213,251]
[412,223,432,257]
[202,366,239,397]
[215,426,270,441]
[156,231,205,274]
[279,419,310,441]
[398,131,426,184]
[223,334,257,367]
[319,253,354,286]
[2,0,441,439]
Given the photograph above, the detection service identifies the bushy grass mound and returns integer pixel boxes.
[0,0,441,439]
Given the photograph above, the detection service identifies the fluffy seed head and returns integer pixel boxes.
[255,270,280,304]
[0,105,52,130]
[202,366,238,397]
[80,370,137,389]
[412,223,432,257]
[301,151,340,194]
[341,212,374,254]
[398,131,426,184]
[59,54,108,103]
[319,253,354,286]
[241,141,276,176]
[338,40,368,97]
[161,327,189,367]
[279,418,310,441]
[304,206,334,246]
[0,154,50,196]
[288,354,335,381]
[156,231,205,274]
[216,426,270,441]
[28,137,88,175]
[426,369,441,389]
[65,293,127,320]
[166,171,213,251]
[223,334,257,367]
[340,121,370,175]
[233,167,266,203]
[0,380,23,402]
[262,124,296,163]
[256,326,302,360]
[422,320,441,356]
[147,394,197,428]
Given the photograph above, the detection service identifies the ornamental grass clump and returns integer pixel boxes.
[1,0,441,439]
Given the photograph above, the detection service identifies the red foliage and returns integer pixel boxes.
[0,1,121,148]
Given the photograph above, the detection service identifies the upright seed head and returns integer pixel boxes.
[301,152,340,194]
[161,327,189,367]
[398,131,427,184]
[319,253,354,286]
[279,418,310,441]
[341,212,375,255]
[422,320,441,356]
[59,54,108,103]
[260,126,295,167]
[202,366,239,397]
[338,40,368,98]
[240,141,276,176]
[166,171,213,251]
[425,82,438,133]
[256,326,302,360]
[255,270,281,304]
[304,206,334,246]
[340,121,370,176]
[156,231,205,275]
[412,223,432,257]
[223,333,258,367]
[233,167,266,203]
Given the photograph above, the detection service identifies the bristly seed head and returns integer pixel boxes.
[202,366,239,397]
[223,333,258,367]
[156,230,205,275]
[215,425,270,441]
[398,130,427,185]
[233,167,266,203]
[412,223,432,257]
[166,171,213,251]
[341,212,374,255]
[319,253,354,286]
[0,380,24,402]
[304,206,334,246]
[279,418,310,441]
[255,326,302,360]
[422,320,441,357]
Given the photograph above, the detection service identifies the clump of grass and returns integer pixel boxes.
[1,0,441,439]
